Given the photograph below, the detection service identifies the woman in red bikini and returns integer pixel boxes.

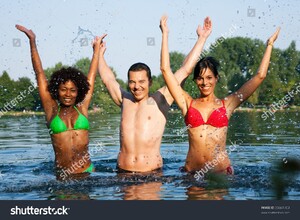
[160,16,280,175]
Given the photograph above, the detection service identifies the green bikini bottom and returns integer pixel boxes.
[83,163,95,173]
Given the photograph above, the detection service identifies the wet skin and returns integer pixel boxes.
[15,24,103,177]
[50,81,91,173]
[185,69,231,172]
[118,70,164,172]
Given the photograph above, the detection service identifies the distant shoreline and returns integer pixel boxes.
[0,108,104,117]
[1,106,300,117]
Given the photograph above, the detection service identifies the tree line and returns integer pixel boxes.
[1,36,299,114]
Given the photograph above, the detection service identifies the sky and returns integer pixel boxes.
[0,0,299,82]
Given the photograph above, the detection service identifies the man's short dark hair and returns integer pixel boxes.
[127,62,152,80]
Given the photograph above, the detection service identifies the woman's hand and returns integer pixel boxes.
[267,27,280,46]
[160,15,169,34]
[92,34,107,52]
[15,25,36,40]
[196,17,212,39]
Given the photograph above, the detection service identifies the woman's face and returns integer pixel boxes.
[194,68,218,97]
[58,80,78,106]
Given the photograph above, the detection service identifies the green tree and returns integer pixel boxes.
[258,48,284,105]
[209,37,283,105]
[150,75,165,94]
[14,77,36,111]
[170,51,185,72]
[0,71,15,110]
[44,62,65,80]
[3,36,300,113]
[73,58,90,74]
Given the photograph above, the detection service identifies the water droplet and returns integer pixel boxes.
[115,187,120,192]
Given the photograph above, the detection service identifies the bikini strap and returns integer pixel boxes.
[73,106,81,114]
[221,100,225,107]
[189,99,194,108]
[57,105,61,115]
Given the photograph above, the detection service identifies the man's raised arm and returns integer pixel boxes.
[98,37,123,106]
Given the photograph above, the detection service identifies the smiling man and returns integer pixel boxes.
[99,61,174,172]
[98,16,212,172]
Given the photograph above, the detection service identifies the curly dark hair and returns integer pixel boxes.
[48,67,90,104]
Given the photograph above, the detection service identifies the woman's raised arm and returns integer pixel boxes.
[226,27,280,112]
[16,25,57,121]
[160,16,191,115]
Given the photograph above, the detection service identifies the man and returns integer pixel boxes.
[98,16,212,172]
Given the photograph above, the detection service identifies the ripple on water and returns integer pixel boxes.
[0,113,300,200]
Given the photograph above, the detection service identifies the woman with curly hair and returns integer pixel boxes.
[16,24,106,179]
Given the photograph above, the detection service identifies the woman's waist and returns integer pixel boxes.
[186,150,230,169]
[54,145,91,169]
[50,129,89,140]
[185,158,231,173]
[55,155,92,174]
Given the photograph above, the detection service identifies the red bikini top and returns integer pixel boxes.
[185,100,228,128]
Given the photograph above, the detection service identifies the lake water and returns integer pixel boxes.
[0,110,299,200]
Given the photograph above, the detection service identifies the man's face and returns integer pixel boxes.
[128,70,151,102]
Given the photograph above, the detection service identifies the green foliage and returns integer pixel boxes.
[91,77,121,113]
[73,58,91,75]
[0,71,14,109]
[149,51,185,95]
[13,77,36,111]
[0,72,37,112]
[208,37,300,106]
[169,51,185,72]
[150,75,165,94]
[1,36,300,114]
[44,62,65,80]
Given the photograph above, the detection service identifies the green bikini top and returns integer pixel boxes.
[49,106,89,134]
